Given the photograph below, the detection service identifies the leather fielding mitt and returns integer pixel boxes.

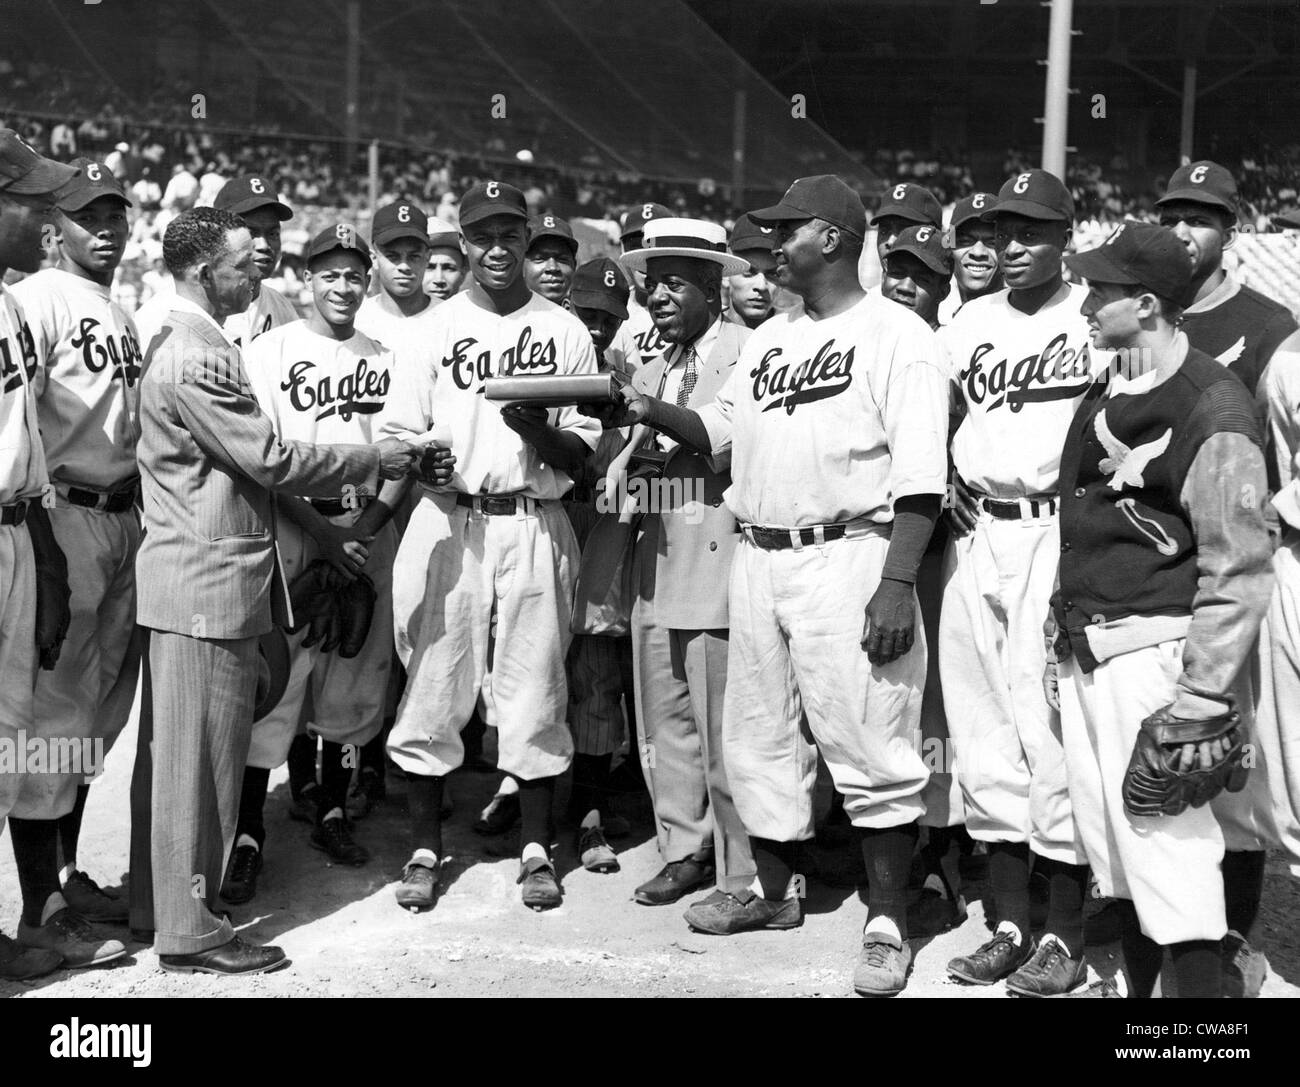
[1122,705,1248,818]
[288,559,337,647]
[336,572,376,659]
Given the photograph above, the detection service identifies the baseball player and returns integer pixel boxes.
[880,224,952,331]
[1049,221,1274,999]
[9,158,142,932]
[598,176,948,997]
[620,202,673,366]
[133,175,298,351]
[941,170,1104,996]
[723,214,776,330]
[0,130,109,979]
[220,224,440,905]
[937,191,1003,325]
[1155,160,1296,993]
[377,180,601,912]
[423,217,467,301]
[871,182,943,267]
[523,214,578,305]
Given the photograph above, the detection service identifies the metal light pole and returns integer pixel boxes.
[1040,0,1074,180]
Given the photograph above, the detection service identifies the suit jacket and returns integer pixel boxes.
[631,319,750,630]
[135,309,380,640]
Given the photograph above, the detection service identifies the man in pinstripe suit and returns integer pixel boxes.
[129,208,418,974]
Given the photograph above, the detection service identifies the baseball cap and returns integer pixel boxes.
[871,182,943,228]
[372,201,429,246]
[306,223,372,269]
[426,215,461,252]
[750,175,867,237]
[55,157,132,211]
[569,257,629,320]
[884,224,954,277]
[458,180,528,228]
[950,192,997,230]
[1155,160,1237,217]
[1274,209,1300,230]
[527,213,577,254]
[215,176,293,220]
[619,202,672,239]
[729,212,776,255]
[985,169,1074,222]
[1063,222,1192,303]
[0,128,78,196]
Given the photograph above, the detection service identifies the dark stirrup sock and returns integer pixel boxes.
[1171,939,1223,998]
[1222,849,1266,937]
[8,817,62,927]
[1035,854,1089,955]
[752,837,797,900]
[319,740,352,817]
[1115,898,1163,998]
[860,822,920,938]
[287,732,318,797]
[921,825,956,872]
[56,783,90,869]
[235,766,271,849]
[405,773,445,859]
[516,775,557,852]
[988,841,1032,937]
[359,730,387,778]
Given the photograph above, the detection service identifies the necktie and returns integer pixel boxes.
[675,344,698,407]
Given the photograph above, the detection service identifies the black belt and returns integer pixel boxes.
[980,495,1058,520]
[66,483,138,513]
[310,495,371,517]
[456,493,532,516]
[746,524,847,550]
[1,500,28,526]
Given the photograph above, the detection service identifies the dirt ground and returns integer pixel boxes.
[3,700,1298,1000]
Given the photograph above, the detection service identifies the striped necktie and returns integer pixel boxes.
[675,343,699,407]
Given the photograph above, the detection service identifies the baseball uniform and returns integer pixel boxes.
[243,319,399,768]
[9,268,143,820]
[624,297,671,368]
[696,292,948,841]
[355,290,443,365]
[0,287,46,831]
[1054,337,1274,942]
[939,282,1105,864]
[377,291,600,780]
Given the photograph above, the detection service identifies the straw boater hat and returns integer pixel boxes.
[620,217,750,278]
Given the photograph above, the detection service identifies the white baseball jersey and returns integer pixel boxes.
[944,283,1108,499]
[134,281,297,354]
[354,291,442,368]
[624,297,670,367]
[244,320,395,449]
[11,269,140,488]
[377,292,600,499]
[0,288,46,505]
[698,293,948,527]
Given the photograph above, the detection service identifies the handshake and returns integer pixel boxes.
[374,438,457,486]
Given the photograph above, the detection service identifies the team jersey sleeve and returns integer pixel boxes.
[9,278,53,398]
[1266,340,1300,530]
[241,335,281,429]
[696,349,738,459]
[551,321,601,450]
[882,320,949,502]
[375,335,438,442]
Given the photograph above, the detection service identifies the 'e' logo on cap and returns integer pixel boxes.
[1013,173,1032,194]
[86,163,102,182]
[642,203,654,219]
[603,268,617,288]
[1189,165,1209,184]
[543,215,555,229]
[972,193,987,209]
[249,178,266,194]
[916,226,933,243]
[486,181,500,199]
[893,184,908,202]
[397,205,411,223]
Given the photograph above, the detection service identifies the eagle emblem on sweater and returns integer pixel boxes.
[1094,410,1172,491]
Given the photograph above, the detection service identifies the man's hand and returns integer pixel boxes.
[417,443,456,487]
[946,474,979,537]
[375,437,420,480]
[318,523,373,581]
[499,403,551,438]
[1042,657,1060,710]
[861,578,916,665]
[579,384,650,429]
[34,565,71,670]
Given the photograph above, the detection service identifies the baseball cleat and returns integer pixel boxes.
[0,933,62,980]
[854,933,912,997]
[1005,935,1087,997]
[1222,929,1267,998]
[947,930,1032,985]
[907,887,968,937]
[683,890,802,935]
[60,870,129,923]
[310,816,369,866]
[17,909,127,969]
[394,862,439,911]
[578,826,619,873]
[518,857,562,910]
[345,768,386,820]
[220,844,263,905]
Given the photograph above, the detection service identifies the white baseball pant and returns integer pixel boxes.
[16,502,141,819]
[722,532,929,842]
[1058,641,1227,944]
[940,514,1083,863]
[0,523,37,831]
[387,491,577,781]
[246,511,395,769]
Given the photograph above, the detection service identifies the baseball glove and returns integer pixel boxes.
[288,559,337,647]
[336,572,376,659]
[1122,705,1248,818]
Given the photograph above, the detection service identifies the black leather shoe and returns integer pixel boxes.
[220,844,262,905]
[159,935,289,975]
[311,816,369,865]
[947,930,1033,985]
[634,858,715,905]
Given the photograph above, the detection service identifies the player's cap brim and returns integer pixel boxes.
[373,224,431,247]
[224,195,294,220]
[427,231,462,251]
[1274,211,1300,229]
[870,204,935,226]
[4,157,79,196]
[527,230,578,254]
[981,198,1070,221]
[459,201,528,227]
[950,205,994,229]
[747,201,813,226]
[569,289,628,320]
[1154,188,1236,215]
[885,242,952,276]
[57,188,132,212]
[1062,246,1137,286]
[620,246,750,278]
